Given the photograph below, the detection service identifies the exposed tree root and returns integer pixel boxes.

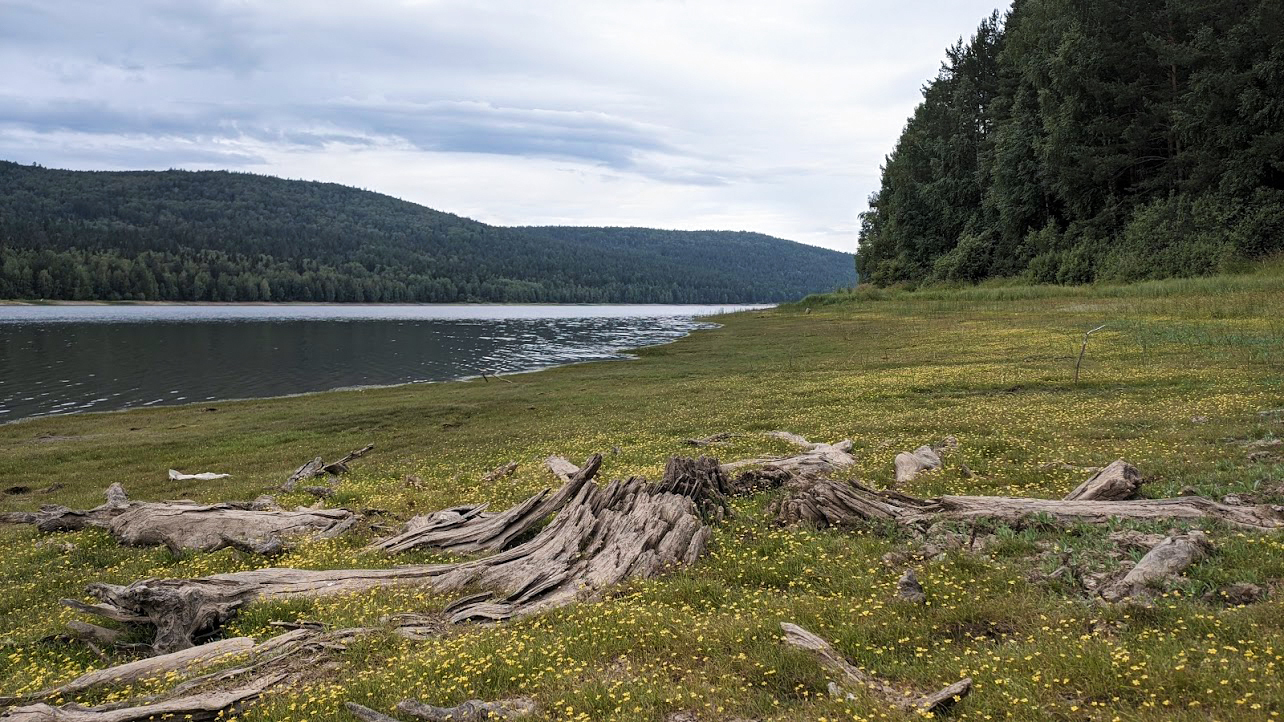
[780,622,971,715]
[282,444,375,492]
[365,456,602,554]
[721,432,855,479]
[70,459,713,652]
[771,479,1284,531]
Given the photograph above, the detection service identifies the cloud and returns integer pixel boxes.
[0,0,1008,252]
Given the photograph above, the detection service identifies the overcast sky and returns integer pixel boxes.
[0,0,1004,252]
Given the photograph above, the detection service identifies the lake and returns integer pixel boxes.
[0,304,766,423]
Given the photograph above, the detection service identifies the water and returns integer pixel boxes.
[0,304,766,423]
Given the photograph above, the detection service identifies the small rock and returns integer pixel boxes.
[1191,415,1209,423]
[302,486,335,499]
[1178,485,1201,497]
[897,569,927,604]
[959,462,974,479]
[403,474,424,489]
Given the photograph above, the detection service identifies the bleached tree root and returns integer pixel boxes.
[721,433,856,479]
[780,623,971,715]
[365,456,601,555]
[2,486,357,554]
[771,479,1284,531]
[1063,460,1144,501]
[1101,531,1213,601]
[70,464,713,652]
[0,675,286,722]
[282,443,375,491]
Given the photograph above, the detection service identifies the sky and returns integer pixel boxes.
[0,0,1004,252]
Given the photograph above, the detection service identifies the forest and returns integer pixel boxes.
[855,0,1284,285]
[0,162,853,303]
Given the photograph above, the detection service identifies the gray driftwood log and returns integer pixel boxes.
[721,432,855,479]
[771,479,1284,531]
[69,459,714,652]
[1063,460,1144,501]
[281,443,374,491]
[2,486,357,554]
[365,455,602,554]
[780,622,971,715]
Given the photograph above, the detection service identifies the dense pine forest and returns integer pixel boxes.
[855,0,1284,285]
[0,162,853,303]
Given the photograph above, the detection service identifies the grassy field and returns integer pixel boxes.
[2,267,1283,721]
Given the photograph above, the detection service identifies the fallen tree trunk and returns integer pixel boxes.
[0,674,286,722]
[365,455,602,554]
[771,479,1284,531]
[721,433,855,479]
[3,486,357,553]
[1063,460,1144,501]
[780,622,971,715]
[72,464,712,652]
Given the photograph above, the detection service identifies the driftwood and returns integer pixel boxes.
[721,433,855,479]
[72,463,712,652]
[0,484,130,532]
[893,446,941,485]
[1101,531,1213,601]
[281,444,374,491]
[780,623,971,715]
[481,461,519,484]
[1064,460,1143,501]
[543,455,582,483]
[771,479,1284,531]
[167,470,230,482]
[366,455,602,554]
[651,456,733,522]
[3,486,357,553]
[0,675,285,722]
[685,432,733,447]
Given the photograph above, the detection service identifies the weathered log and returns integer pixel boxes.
[780,622,971,715]
[345,703,403,722]
[0,673,285,722]
[397,697,537,721]
[1064,460,1143,501]
[544,455,582,483]
[685,432,733,447]
[722,433,855,479]
[771,479,1284,532]
[0,484,131,533]
[366,455,602,555]
[281,444,374,491]
[167,470,230,482]
[893,446,941,485]
[74,466,712,652]
[1101,531,1213,601]
[64,621,125,647]
[4,486,357,553]
[481,462,519,484]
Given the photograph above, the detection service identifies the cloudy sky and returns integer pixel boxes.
[0,0,1003,252]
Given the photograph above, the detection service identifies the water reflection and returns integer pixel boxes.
[0,304,765,422]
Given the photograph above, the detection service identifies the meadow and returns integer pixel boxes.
[1,266,1283,721]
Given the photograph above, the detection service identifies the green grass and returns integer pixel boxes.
[1,272,1283,721]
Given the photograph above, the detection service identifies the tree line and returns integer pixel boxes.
[855,0,1284,285]
[0,162,854,303]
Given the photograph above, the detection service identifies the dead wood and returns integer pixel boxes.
[652,456,732,522]
[0,674,286,722]
[167,470,230,482]
[1064,460,1143,501]
[481,461,519,484]
[281,444,374,491]
[894,446,941,485]
[780,622,971,715]
[73,463,712,652]
[544,455,582,483]
[1101,531,1213,601]
[685,432,733,447]
[771,479,1284,531]
[3,485,357,553]
[722,433,855,479]
[64,621,125,647]
[396,697,537,721]
[345,703,403,722]
[366,455,602,555]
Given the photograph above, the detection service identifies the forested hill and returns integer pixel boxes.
[0,162,854,303]
[856,0,1284,286]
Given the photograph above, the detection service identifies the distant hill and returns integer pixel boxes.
[0,162,853,303]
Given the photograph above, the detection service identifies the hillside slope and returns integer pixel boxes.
[0,162,853,303]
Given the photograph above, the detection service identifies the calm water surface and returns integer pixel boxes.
[0,304,766,422]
